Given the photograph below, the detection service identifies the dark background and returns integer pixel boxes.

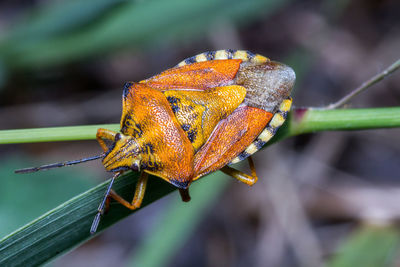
[0,0,399,266]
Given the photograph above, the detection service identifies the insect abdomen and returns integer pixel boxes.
[175,50,295,164]
[230,97,292,164]
[176,49,269,67]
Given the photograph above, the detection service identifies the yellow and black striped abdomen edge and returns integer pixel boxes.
[230,97,292,164]
[176,49,269,67]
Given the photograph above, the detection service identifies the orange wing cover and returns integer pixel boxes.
[121,83,195,187]
[120,56,285,184]
[141,59,242,90]
[193,106,273,178]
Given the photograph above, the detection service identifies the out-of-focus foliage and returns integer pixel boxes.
[328,225,400,267]
[0,0,290,78]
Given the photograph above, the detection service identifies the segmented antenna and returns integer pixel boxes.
[90,172,120,234]
[14,153,105,174]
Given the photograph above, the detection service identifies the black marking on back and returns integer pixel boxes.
[142,143,155,154]
[123,82,134,99]
[187,129,197,143]
[122,114,131,126]
[167,96,180,113]
[167,96,179,104]
[134,123,143,138]
[141,160,160,172]
[122,114,144,138]
[171,105,179,113]
[121,115,130,135]
[181,124,191,131]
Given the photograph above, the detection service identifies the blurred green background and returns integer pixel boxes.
[0,0,399,266]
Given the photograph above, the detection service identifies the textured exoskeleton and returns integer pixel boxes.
[96,49,295,210]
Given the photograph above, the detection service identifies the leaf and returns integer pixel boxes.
[127,174,228,267]
[0,171,176,266]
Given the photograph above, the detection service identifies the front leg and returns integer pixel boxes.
[96,128,118,152]
[108,172,149,210]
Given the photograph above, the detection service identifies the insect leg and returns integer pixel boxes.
[96,128,118,152]
[220,157,258,186]
[179,188,191,202]
[108,172,149,210]
[90,172,121,234]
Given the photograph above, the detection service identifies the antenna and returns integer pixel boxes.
[14,153,105,174]
[90,172,120,234]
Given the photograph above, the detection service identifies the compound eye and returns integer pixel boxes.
[131,162,139,171]
[114,133,121,142]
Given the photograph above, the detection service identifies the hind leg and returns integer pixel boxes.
[220,157,258,186]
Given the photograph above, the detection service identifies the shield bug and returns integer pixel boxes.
[16,50,295,233]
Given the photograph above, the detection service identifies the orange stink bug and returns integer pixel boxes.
[16,50,295,233]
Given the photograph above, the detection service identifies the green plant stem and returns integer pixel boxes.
[1,107,399,144]
[291,107,400,134]
[0,106,399,266]
[0,124,118,144]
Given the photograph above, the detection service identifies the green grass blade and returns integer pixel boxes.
[127,175,228,267]
[0,171,176,266]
